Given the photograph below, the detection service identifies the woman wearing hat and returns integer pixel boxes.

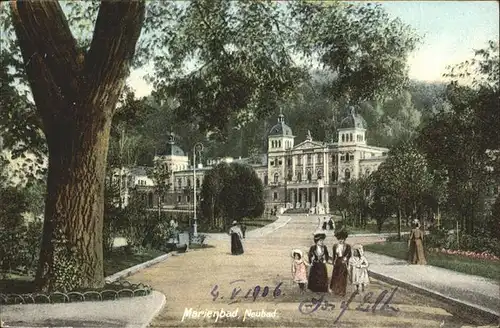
[408,219,427,264]
[229,220,244,255]
[330,229,351,296]
[307,230,330,293]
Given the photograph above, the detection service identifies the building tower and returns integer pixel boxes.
[337,105,367,146]
[337,105,368,181]
[267,112,295,152]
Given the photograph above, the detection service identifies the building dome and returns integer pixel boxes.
[158,133,186,156]
[339,106,368,129]
[268,114,293,136]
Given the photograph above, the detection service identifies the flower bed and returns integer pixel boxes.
[428,248,499,261]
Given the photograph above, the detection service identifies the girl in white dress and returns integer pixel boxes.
[349,244,370,292]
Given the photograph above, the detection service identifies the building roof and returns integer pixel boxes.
[129,166,149,176]
[268,114,293,137]
[339,106,368,129]
[158,133,186,157]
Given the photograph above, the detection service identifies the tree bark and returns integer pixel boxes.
[10,0,145,292]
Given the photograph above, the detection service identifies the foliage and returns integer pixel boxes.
[147,159,172,206]
[147,0,304,141]
[291,1,420,102]
[200,162,264,230]
[417,41,499,234]
[368,141,434,238]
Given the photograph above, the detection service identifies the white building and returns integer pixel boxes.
[118,107,389,214]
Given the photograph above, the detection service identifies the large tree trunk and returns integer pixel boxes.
[10,0,145,292]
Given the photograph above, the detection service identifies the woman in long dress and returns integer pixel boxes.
[229,221,244,255]
[307,231,330,293]
[408,220,427,264]
[330,229,351,296]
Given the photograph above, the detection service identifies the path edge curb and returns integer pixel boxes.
[106,252,172,328]
[105,253,171,283]
[137,291,166,328]
[368,270,500,324]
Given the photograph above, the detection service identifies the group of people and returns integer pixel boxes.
[291,218,428,294]
[320,217,335,231]
[291,229,370,295]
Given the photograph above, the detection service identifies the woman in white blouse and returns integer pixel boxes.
[330,229,351,296]
[229,221,244,255]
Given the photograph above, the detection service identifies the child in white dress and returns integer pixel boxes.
[349,244,370,292]
[291,249,310,293]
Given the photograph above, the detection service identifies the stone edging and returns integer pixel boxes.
[105,253,171,283]
[368,270,500,323]
[137,291,166,328]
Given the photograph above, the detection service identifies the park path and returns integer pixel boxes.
[127,215,492,327]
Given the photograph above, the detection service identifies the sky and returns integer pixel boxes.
[127,1,500,98]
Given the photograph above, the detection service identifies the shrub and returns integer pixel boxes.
[0,219,43,275]
[460,233,500,257]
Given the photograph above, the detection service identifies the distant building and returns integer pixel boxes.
[116,106,389,214]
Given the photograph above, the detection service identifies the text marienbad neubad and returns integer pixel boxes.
[181,307,278,322]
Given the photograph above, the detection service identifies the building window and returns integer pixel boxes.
[341,134,345,142]
[287,158,292,166]
[350,154,354,160]
[331,171,337,182]
[177,178,182,189]
[264,175,268,185]
[177,195,181,202]
[287,170,293,181]
[307,154,312,165]
[278,140,281,148]
[297,172,302,181]
[349,133,353,142]
[317,170,322,179]
[274,173,279,183]
[345,153,350,162]
[196,178,200,188]
[148,192,153,207]
[278,159,282,165]
[307,171,312,182]
[345,168,351,180]
[317,154,323,163]
[187,178,191,187]
[273,192,278,201]
[186,195,191,203]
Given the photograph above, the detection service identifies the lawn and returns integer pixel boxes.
[364,242,500,281]
[339,221,401,234]
[0,248,166,294]
[103,247,165,277]
[242,216,278,231]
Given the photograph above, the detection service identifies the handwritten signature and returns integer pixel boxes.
[298,287,400,324]
[211,280,284,304]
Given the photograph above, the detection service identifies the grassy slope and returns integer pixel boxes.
[364,242,500,281]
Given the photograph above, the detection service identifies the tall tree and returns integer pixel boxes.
[291,1,420,103]
[200,162,264,230]
[374,141,433,239]
[8,1,145,291]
